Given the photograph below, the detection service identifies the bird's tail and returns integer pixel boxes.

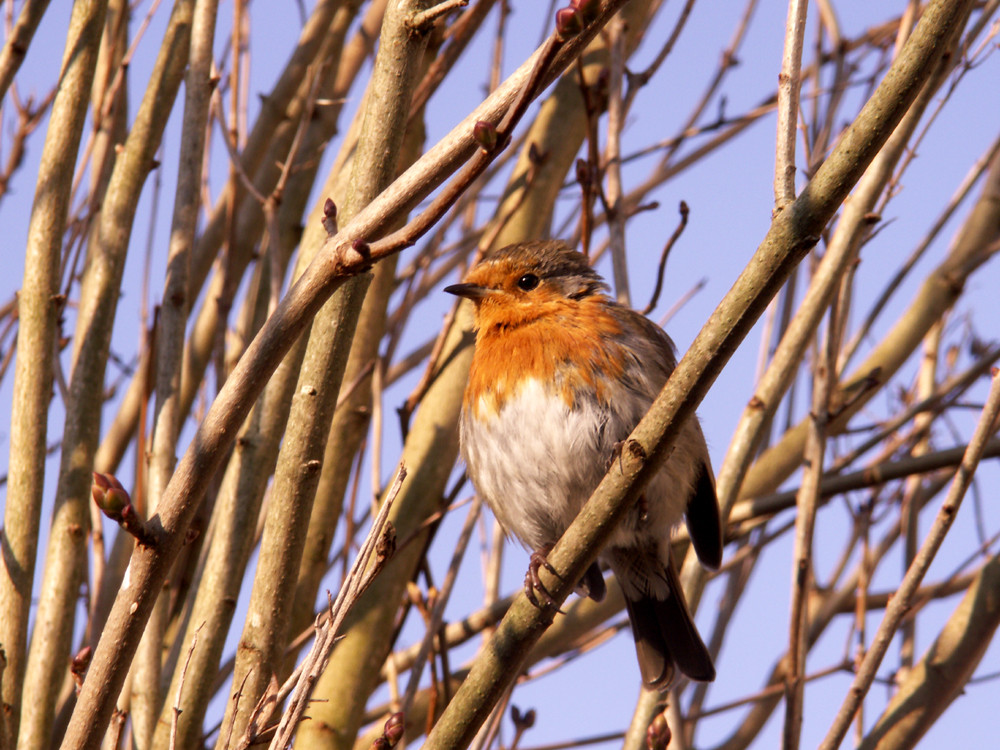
[619,558,715,687]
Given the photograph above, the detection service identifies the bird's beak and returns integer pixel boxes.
[444,282,489,300]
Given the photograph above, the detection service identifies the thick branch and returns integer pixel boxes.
[0,2,106,746]
[858,553,1000,749]
[421,1,975,745]
[61,3,637,747]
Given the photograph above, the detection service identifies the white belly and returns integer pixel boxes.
[459,377,698,554]
[461,379,605,550]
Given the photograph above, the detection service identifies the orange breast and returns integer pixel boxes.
[466,296,628,418]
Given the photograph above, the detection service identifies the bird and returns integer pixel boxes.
[445,239,722,688]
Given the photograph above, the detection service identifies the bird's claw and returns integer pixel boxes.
[607,440,626,474]
[525,550,563,612]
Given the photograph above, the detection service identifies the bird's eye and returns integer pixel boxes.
[516,273,540,291]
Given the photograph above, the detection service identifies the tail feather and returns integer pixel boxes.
[621,560,715,687]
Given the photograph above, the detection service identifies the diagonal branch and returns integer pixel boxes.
[420,1,975,745]
[819,369,1000,750]
[61,3,640,747]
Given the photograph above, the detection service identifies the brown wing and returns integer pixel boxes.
[686,459,723,570]
[620,306,723,570]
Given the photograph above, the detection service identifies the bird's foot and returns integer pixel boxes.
[525,550,563,611]
[607,440,626,474]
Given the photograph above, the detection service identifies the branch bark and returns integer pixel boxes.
[819,370,1000,749]
[858,553,1000,749]
[61,3,638,747]
[1,2,107,747]
[421,1,976,745]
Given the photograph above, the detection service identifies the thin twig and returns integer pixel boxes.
[818,370,1000,750]
[783,307,834,750]
[366,32,564,262]
[641,201,689,315]
[692,661,851,721]
[774,0,808,207]
[401,496,483,712]
[170,625,202,750]
[728,437,1000,529]
[409,0,469,31]
[839,133,1000,370]
[604,14,630,305]
[266,464,406,749]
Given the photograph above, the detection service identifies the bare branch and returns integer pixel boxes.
[819,370,1000,749]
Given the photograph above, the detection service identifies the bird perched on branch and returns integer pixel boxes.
[446,239,721,687]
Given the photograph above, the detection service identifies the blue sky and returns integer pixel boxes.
[3,2,999,748]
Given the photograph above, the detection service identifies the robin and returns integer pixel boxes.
[445,239,722,687]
